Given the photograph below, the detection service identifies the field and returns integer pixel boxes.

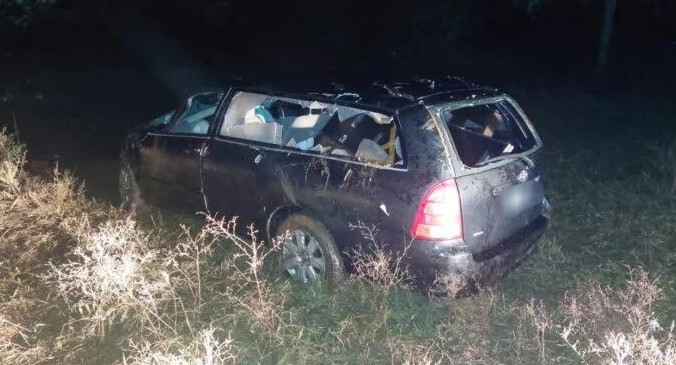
[1,81,675,364]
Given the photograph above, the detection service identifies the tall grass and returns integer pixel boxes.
[556,269,675,364]
[1,129,676,364]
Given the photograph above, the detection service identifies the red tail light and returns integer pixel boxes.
[411,179,463,241]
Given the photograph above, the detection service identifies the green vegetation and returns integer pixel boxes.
[1,88,675,365]
[0,0,56,28]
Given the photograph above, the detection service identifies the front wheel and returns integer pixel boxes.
[119,161,143,213]
[275,213,345,285]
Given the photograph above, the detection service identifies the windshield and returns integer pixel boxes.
[435,99,537,167]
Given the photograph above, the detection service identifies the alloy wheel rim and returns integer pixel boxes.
[282,229,325,283]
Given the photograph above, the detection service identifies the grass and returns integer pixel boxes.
[1,89,676,365]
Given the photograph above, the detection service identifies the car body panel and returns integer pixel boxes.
[425,96,547,256]
[135,89,225,211]
[138,133,206,212]
[121,79,551,289]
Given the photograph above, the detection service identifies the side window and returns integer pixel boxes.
[168,92,224,135]
[219,91,404,167]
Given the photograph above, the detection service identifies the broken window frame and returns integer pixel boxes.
[427,95,543,174]
[214,89,408,170]
[148,91,226,137]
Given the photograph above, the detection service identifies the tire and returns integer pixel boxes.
[119,161,144,213]
[275,213,345,285]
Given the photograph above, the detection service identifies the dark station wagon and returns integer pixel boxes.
[120,79,552,293]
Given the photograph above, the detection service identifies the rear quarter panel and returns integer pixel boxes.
[363,105,457,249]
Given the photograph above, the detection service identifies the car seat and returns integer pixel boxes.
[244,105,275,124]
[191,120,210,134]
[355,139,389,164]
[227,122,283,145]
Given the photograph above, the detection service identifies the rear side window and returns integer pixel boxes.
[219,91,404,167]
[435,100,536,167]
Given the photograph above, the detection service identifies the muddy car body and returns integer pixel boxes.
[120,79,551,291]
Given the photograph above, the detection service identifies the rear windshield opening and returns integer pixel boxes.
[436,100,536,167]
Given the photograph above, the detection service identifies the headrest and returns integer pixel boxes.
[244,105,275,124]
[244,109,261,124]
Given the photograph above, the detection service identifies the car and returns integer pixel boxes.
[119,78,551,294]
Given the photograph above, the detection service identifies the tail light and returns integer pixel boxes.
[411,179,463,241]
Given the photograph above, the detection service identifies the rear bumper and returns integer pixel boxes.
[409,214,549,291]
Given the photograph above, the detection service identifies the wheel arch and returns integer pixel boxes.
[266,205,303,245]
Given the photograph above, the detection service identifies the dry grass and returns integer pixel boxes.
[0,314,46,365]
[2,129,676,364]
[47,218,175,336]
[0,130,24,195]
[121,326,236,365]
[556,268,676,365]
[202,215,286,346]
[0,130,105,272]
[348,221,411,291]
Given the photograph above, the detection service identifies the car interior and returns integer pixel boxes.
[440,101,535,167]
[220,91,404,166]
[169,92,224,135]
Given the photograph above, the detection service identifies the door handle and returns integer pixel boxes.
[254,153,263,164]
[186,145,209,156]
[199,144,209,157]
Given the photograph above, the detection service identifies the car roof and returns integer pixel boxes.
[229,77,502,112]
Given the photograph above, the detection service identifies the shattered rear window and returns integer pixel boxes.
[436,100,537,167]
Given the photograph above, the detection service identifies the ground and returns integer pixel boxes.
[1,27,675,363]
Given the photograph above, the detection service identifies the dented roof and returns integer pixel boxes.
[233,77,502,111]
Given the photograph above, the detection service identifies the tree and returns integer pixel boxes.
[598,0,617,67]
[0,0,56,29]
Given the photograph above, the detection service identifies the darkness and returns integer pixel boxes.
[1,0,675,201]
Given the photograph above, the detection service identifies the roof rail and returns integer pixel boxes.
[371,81,416,100]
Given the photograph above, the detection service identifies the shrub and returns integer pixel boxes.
[0,314,45,365]
[557,268,676,365]
[47,218,175,336]
[2,129,676,365]
[121,326,236,365]
[348,221,411,291]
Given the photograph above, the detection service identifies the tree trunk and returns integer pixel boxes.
[597,0,617,67]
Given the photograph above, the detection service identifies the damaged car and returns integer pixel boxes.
[120,78,551,293]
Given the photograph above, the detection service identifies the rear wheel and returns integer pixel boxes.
[119,161,143,213]
[276,214,344,285]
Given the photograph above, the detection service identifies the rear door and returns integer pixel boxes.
[139,91,224,212]
[430,96,548,255]
[203,90,408,248]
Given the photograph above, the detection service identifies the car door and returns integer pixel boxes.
[138,91,225,212]
[202,90,274,226]
[253,107,407,250]
[202,90,406,248]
